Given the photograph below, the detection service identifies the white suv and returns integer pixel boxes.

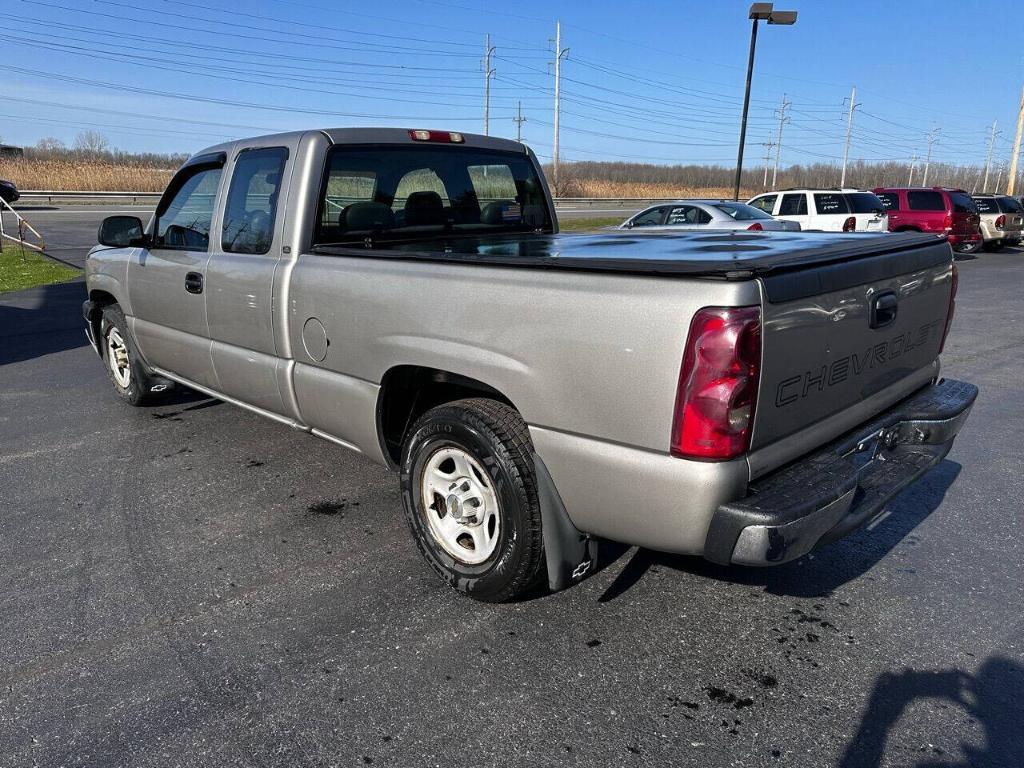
[747,189,889,232]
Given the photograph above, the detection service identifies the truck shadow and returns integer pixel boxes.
[838,655,1024,768]
[0,279,88,366]
[598,460,961,602]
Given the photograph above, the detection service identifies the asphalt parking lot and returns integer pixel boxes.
[1,238,1022,767]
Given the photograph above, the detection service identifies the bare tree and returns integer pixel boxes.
[74,130,110,155]
[35,137,66,154]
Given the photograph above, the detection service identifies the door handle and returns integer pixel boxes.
[870,291,898,329]
[184,272,204,294]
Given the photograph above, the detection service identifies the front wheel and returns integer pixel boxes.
[100,304,165,406]
[400,398,545,602]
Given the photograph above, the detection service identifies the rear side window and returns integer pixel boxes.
[749,194,777,213]
[998,196,1024,213]
[972,197,999,214]
[949,192,977,214]
[778,193,808,216]
[154,164,223,250]
[813,193,848,214]
[845,193,885,214]
[666,205,712,225]
[876,192,900,210]
[222,147,288,254]
[907,190,945,211]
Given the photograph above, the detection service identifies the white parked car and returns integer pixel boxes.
[747,189,888,232]
[620,200,801,232]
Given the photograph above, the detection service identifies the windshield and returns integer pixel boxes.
[712,202,773,221]
[846,192,885,214]
[314,145,552,245]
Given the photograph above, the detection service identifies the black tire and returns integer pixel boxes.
[983,240,1003,252]
[99,304,163,406]
[400,398,545,602]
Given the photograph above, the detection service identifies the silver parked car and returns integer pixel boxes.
[620,200,801,232]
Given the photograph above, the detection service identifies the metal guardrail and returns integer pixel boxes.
[18,191,677,208]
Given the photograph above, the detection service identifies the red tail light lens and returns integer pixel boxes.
[939,264,958,354]
[671,306,761,460]
[747,222,764,231]
[995,214,1006,229]
[408,129,465,143]
[842,216,856,232]
[942,213,953,230]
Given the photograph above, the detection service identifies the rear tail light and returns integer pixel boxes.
[671,306,761,460]
[995,214,1006,229]
[842,216,856,232]
[409,129,465,143]
[939,264,958,354]
[942,213,953,230]
[746,222,764,231]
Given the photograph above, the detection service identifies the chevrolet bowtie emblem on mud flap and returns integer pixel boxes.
[571,560,592,580]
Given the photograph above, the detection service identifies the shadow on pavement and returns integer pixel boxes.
[0,279,88,366]
[838,655,1024,768]
[599,460,961,602]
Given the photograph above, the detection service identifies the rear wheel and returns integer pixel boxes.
[100,304,165,406]
[400,398,545,602]
[983,240,1003,252]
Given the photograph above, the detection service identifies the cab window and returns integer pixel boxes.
[749,194,777,214]
[907,190,945,211]
[222,147,288,255]
[813,193,849,215]
[778,193,808,216]
[154,163,223,250]
[630,207,667,227]
[876,192,900,211]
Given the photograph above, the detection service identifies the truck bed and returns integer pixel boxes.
[312,229,949,287]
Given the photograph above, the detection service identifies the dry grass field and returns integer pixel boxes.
[0,159,175,192]
[568,179,757,199]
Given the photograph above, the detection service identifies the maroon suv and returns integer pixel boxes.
[872,187,982,253]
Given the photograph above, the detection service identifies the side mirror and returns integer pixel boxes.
[98,216,146,248]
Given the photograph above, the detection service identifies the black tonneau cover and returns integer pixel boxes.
[312,230,950,285]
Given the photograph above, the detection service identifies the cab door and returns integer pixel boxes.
[126,153,225,389]
[204,145,293,417]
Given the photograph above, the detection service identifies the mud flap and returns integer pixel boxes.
[533,452,599,592]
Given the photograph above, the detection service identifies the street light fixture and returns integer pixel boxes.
[732,3,798,201]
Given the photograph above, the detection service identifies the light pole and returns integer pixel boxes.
[732,3,797,201]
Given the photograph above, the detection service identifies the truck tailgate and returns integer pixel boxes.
[751,239,954,456]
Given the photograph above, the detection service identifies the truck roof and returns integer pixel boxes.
[193,128,527,160]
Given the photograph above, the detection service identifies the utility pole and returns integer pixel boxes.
[995,160,1005,193]
[840,85,860,188]
[762,131,775,189]
[922,128,940,186]
[1007,85,1024,195]
[482,34,496,136]
[772,94,791,189]
[982,120,999,192]
[551,20,569,192]
[907,152,918,186]
[513,101,526,142]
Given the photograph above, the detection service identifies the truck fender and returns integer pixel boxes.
[533,452,599,592]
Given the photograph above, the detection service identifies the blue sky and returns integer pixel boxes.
[1,0,1021,170]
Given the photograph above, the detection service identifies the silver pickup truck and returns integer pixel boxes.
[83,128,976,602]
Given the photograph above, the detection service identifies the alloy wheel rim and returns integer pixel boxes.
[106,327,132,389]
[420,446,501,565]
